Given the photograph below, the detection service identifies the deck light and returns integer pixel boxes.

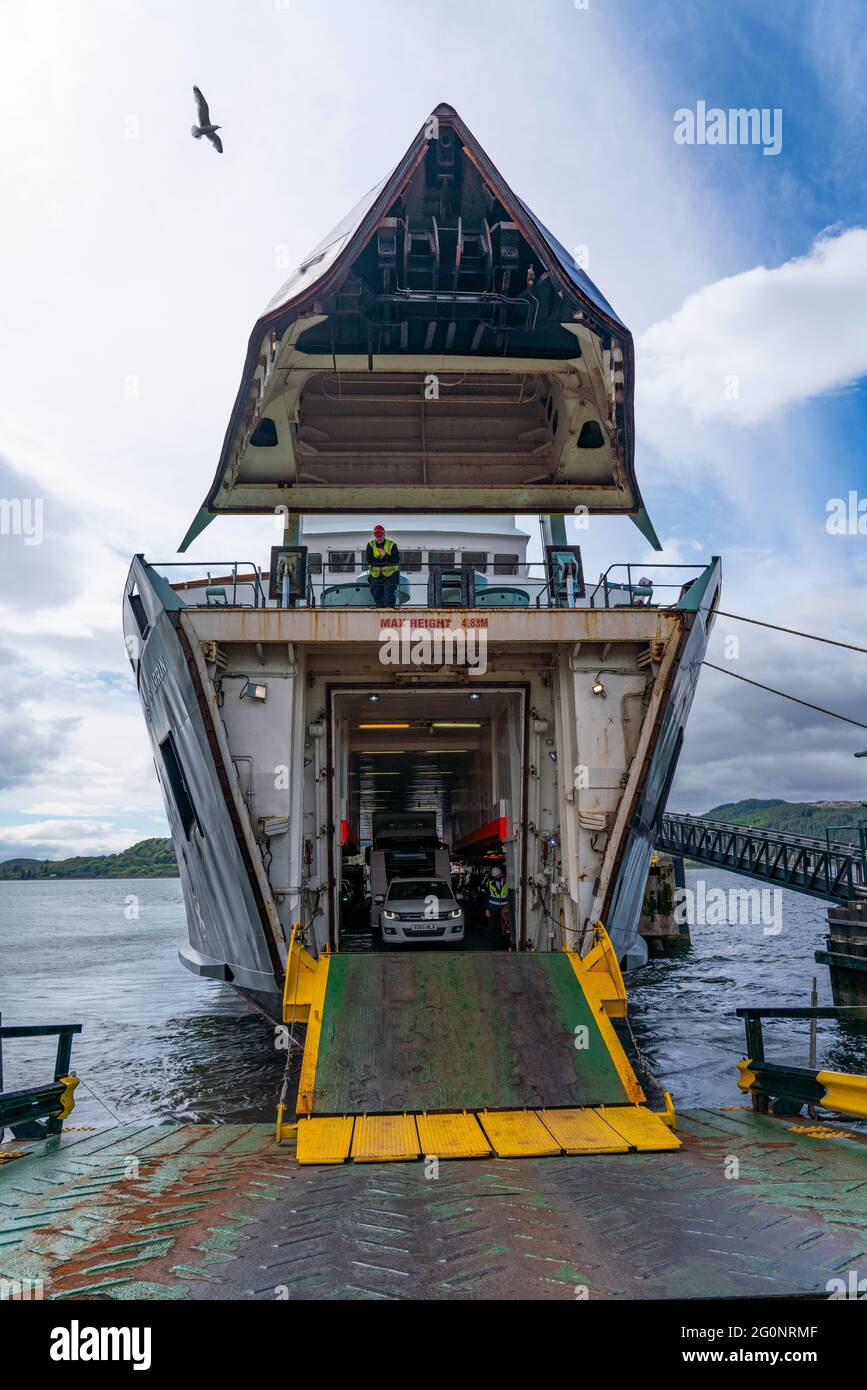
[592,673,606,697]
[367,693,381,703]
[547,750,557,763]
[240,680,268,702]
[468,691,481,701]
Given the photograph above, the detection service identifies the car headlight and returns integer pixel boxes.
[383,909,398,920]
[448,908,461,918]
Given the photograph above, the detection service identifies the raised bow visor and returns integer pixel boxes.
[181,104,647,549]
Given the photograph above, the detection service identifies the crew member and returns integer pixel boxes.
[484,865,510,943]
[365,524,400,608]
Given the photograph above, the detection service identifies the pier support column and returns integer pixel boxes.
[640,854,690,953]
[818,901,867,1005]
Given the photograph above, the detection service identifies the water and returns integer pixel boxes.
[0,879,284,1126]
[1,870,865,1125]
[629,868,867,1108]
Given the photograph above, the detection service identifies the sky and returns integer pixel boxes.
[0,0,865,859]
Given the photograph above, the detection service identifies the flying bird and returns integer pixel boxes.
[191,86,223,153]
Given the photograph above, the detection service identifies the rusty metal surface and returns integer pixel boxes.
[310,953,628,1114]
[185,605,681,648]
[2,1110,866,1301]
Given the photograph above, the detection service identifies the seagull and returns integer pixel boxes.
[191,86,223,153]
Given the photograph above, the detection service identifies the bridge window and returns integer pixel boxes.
[429,549,455,569]
[462,551,488,572]
[328,550,356,573]
[493,553,519,575]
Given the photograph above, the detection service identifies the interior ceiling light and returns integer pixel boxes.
[592,673,606,697]
[367,693,381,703]
[430,722,481,729]
[358,723,410,730]
[468,691,482,701]
[422,749,469,754]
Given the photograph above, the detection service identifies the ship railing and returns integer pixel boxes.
[587,563,708,610]
[153,557,709,613]
[154,562,269,608]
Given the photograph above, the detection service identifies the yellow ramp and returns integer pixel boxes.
[479,1110,562,1158]
[595,1106,681,1152]
[417,1112,491,1160]
[352,1114,420,1162]
[539,1108,629,1155]
[296,1115,354,1165]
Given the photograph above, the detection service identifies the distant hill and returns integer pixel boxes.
[0,838,178,881]
[702,799,867,843]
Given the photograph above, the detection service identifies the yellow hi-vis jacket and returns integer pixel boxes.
[368,539,398,578]
[486,879,508,907]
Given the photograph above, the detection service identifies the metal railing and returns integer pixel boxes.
[153,561,268,608]
[0,1017,83,1139]
[155,555,711,613]
[735,1005,867,1116]
[657,813,866,901]
[588,563,707,609]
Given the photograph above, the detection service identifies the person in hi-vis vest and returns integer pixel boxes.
[484,865,510,943]
[365,524,401,608]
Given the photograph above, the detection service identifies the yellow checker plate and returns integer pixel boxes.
[539,1108,629,1154]
[416,1112,492,1159]
[594,1106,681,1151]
[352,1114,420,1162]
[296,1116,354,1165]
[479,1110,562,1158]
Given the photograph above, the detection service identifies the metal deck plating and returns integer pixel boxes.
[1,1112,866,1300]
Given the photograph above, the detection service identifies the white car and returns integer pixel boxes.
[377,877,465,946]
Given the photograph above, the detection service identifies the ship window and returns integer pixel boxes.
[577,419,605,448]
[429,550,455,569]
[493,553,519,575]
[462,551,488,572]
[250,417,278,448]
[402,549,422,572]
[159,732,199,840]
[128,585,150,640]
[328,550,356,573]
[307,552,323,574]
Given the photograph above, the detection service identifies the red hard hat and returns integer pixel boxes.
[373,524,386,536]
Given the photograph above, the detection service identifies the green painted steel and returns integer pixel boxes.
[2,1111,867,1300]
[310,952,629,1114]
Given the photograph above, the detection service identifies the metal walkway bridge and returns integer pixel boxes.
[656,814,867,902]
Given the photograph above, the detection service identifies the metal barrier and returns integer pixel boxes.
[153,555,711,614]
[736,1005,867,1117]
[0,1017,82,1140]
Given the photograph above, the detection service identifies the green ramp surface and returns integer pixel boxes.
[309,952,629,1114]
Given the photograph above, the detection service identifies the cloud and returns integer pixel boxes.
[637,228,867,439]
[0,819,143,860]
